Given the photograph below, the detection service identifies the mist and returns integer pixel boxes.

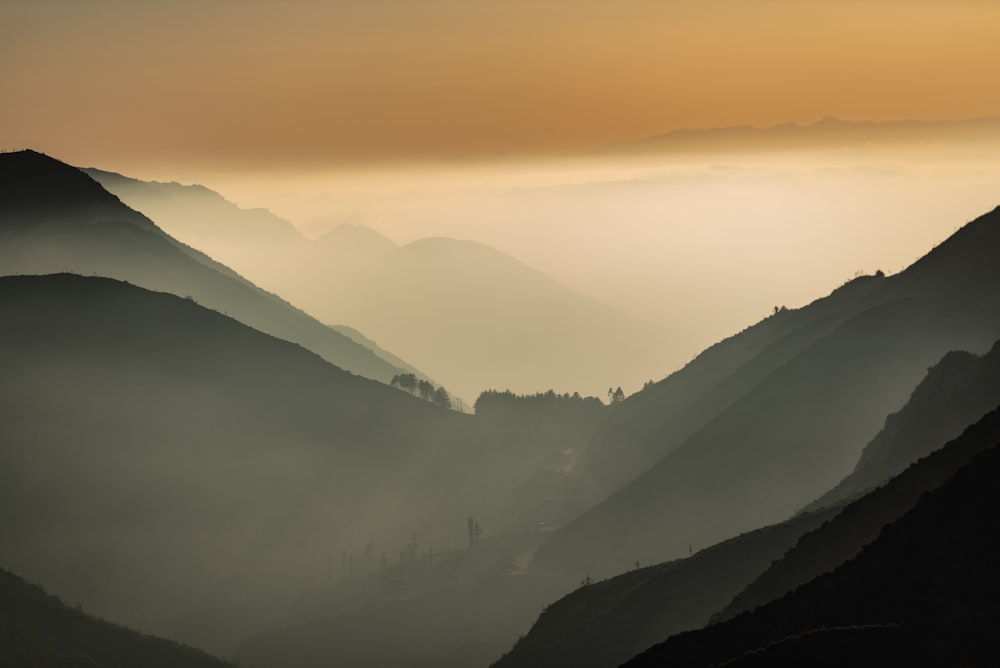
[124,136,1000,399]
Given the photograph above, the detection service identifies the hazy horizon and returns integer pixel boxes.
[72,132,1000,399]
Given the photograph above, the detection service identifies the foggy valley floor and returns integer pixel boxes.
[3,148,1000,667]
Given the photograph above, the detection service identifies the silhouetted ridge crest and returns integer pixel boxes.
[0,150,154,229]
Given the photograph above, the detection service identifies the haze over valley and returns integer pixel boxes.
[4,1,1000,666]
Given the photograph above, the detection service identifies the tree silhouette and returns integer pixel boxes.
[418,379,435,401]
[391,373,418,395]
[433,386,451,409]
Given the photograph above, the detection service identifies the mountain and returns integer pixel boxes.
[530,205,1000,580]
[0,565,232,668]
[0,273,603,661]
[806,339,1000,511]
[0,150,411,383]
[579,272,886,496]
[0,273,490,652]
[491,507,838,668]
[294,236,668,402]
[718,404,1000,624]
[623,421,1000,668]
[88,168,669,401]
[608,115,1000,156]
[493,361,1000,667]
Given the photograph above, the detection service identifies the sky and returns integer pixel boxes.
[4,0,1000,168]
[4,0,1000,393]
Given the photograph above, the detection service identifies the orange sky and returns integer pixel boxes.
[3,0,1000,169]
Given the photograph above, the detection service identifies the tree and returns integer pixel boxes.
[432,386,451,409]
[391,373,418,394]
[418,379,435,401]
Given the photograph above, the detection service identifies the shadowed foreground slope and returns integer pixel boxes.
[495,347,1000,668]
[625,429,1000,667]
[0,566,232,668]
[0,273,477,652]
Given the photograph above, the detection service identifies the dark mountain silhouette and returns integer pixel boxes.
[493,359,1000,668]
[806,338,1000,511]
[0,273,604,661]
[531,206,1000,580]
[623,416,1000,668]
[0,273,493,652]
[718,403,1000,625]
[0,565,232,668]
[0,150,411,383]
[491,508,838,668]
[607,115,1000,156]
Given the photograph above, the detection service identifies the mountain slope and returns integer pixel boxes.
[494,370,1000,667]
[806,339,1000,511]
[531,206,1000,580]
[0,273,479,652]
[87,167,668,401]
[718,404,1000,625]
[0,566,232,668]
[0,150,410,383]
[624,425,1000,668]
[491,507,838,668]
[300,236,668,401]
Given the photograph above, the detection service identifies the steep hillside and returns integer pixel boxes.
[84,166,670,401]
[531,206,1000,580]
[0,274,480,652]
[0,150,410,383]
[581,271,885,495]
[0,566,232,668]
[807,339,1000,510]
[624,430,1000,668]
[719,404,1000,624]
[491,507,837,668]
[494,385,1000,667]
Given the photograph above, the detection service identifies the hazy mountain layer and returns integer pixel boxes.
[0,150,411,384]
[0,274,480,652]
[0,566,232,668]
[610,115,1000,156]
[0,273,606,659]
[531,206,1000,580]
[88,168,669,402]
[807,339,1000,511]
[623,421,1000,667]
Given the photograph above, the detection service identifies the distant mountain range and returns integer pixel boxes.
[607,115,1000,155]
[86,167,669,401]
[0,150,413,384]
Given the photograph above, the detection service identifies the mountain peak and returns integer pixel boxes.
[0,150,154,230]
